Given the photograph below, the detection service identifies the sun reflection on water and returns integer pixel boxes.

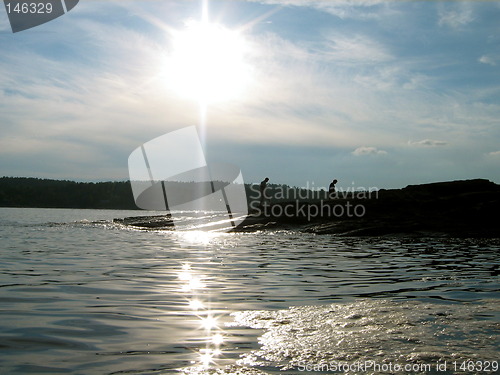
[176,261,227,370]
[200,314,218,331]
[211,333,224,346]
[199,348,216,367]
[189,299,205,311]
[176,230,223,246]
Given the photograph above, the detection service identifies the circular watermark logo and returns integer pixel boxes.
[128,126,248,232]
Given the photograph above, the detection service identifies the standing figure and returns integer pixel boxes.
[329,179,338,199]
[260,177,270,206]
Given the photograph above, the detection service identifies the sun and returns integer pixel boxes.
[165,20,252,103]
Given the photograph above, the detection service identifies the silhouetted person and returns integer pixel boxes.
[260,177,269,206]
[329,179,338,199]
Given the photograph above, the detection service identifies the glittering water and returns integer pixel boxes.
[0,208,498,374]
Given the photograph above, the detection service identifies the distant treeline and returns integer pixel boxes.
[0,177,332,210]
[0,177,137,209]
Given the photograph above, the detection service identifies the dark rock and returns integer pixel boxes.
[113,215,174,229]
[236,179,500,237]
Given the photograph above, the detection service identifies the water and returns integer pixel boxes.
[0,208,498,374]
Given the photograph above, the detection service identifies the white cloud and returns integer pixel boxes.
[248,0,385,9]
[248,0,390,20]
[488,150,500,157]
[352,146,387,156]
[438,3,474,29]
[235,24,499,154]
[478,55,497,66]
[403,74,433,90]
[354,65,403,90]
[409,139,448,147]
[321,33,392,64]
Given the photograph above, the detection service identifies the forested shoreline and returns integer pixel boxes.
[0,177,138,209]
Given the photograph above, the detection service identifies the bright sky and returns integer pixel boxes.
[0,0,499,189]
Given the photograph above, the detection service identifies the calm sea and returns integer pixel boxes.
[0,208,498,375]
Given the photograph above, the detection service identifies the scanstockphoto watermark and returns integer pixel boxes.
[252,199,367,221]
[297,360,499,373]
[298,360,433,373]
[249,181,379,201]
[248,182,379,220]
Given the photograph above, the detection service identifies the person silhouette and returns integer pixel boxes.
[260,177,269,206]
[328,179,338,199]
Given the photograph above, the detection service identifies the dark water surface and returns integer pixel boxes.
[0,208,498,374]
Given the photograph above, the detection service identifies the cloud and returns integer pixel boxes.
[409,139,448,147]
[353,65,404,90]
[247,0,391,20]
[478,55,497,66]
[248,0,385,9]
[236,23,499,154]
[352,146,387,156]
[321,33,392,64]
[488,150,500,157]
[402,74,433,90]
[438,3,474,29]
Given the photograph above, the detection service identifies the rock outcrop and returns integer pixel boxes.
[236,179,500,237]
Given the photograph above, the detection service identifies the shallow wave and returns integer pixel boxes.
[228,299,499,373]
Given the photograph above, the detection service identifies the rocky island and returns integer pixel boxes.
[239,179,500,237]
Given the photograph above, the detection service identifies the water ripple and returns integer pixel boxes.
[0,208,498,374]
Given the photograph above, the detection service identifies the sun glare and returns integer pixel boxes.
[165,20,252,103]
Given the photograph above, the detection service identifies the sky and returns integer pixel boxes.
[0,0,499,190]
